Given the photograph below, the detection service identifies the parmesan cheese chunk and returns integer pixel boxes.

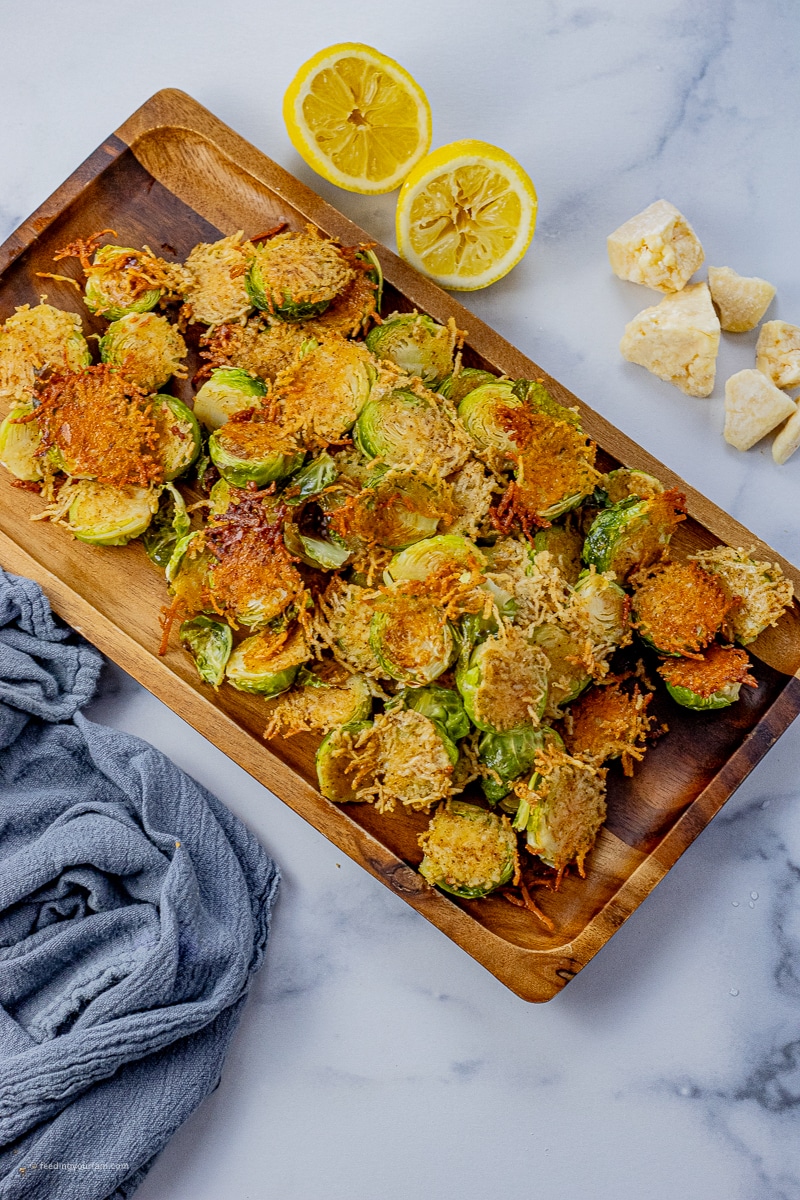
[619,282,720,397]
[607,200,704,293]
[756,320,800,390]
[723,368,797,451]
[707,266,776,333]
[772,406,800,464]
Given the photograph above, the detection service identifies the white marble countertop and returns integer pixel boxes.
[2,2,800,1197]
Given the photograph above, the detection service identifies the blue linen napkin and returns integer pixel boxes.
[0,568,280,1199]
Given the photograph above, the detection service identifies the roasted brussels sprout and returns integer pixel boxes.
[283,514,352,571]
[315,720,374,802]
[333,472,451,552]
[478,726,550,803]
[151,395,201,481]
[632,561,728,656]
[180,616,233,687]
[66,481,159,545]
[81,244,172,320]
[370,591,457,686]
[365,312,456,385]
[395,684,471,744]
[457,380,524,459]
[562,680,652,775]
[516,745,607,874]
[354,386,469,474]
[437,368,497,406]
[315,579,382,675]
[532,521,584,584]
[456,627,549,734]
[264,664,372,738]
[602,467,665,505]
[225,624,309,696]
[0,404,43,480]
[284,451,339,504]
[531,622,592,709]
[180,232,254,326]
[208,416,304,487]
[272,334,376,444]
[689,546,794,646]
[206,502,307,630]
[571,569,630,650]
[245,230,354,321]
[657,644,757,710]
[418,800,518,898]
[582,490,686,580]
[0,303,91,404]
[142,482,191,568]
[387,533,486,582]
[193,368,266,430]
[200,316,306,382]
[512,413,600,523]
[512,379,581,427]
[99,312,187,394]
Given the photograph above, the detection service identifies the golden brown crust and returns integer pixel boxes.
[562,680,652,776]
[633,560,729,656]
[657,644,757,697]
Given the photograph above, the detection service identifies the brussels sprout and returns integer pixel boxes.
[456,629,549,734]
[334,471,449,552]
[142,482,191,568]
[265,666,372,737]
[166,530,203,584]
[66,480,159,546]
[632,561,727,657]
[193,368,266,430]
[457,380,524,458]
[479,726,552,803]
[354,387,467,474]
[532,522,584,584]
[395,684,471,744]
[512,379,581,427]
[387,534,486,582]
[602,467,665,505]
[316,720,374,802]
[208,417,304,487]
[511,415,600,524]
[437,368,497,405]
[151,395,201,481]
[582,491,686,580]
[418,800,518,899]
[245,231,353,321]
[370,593,457,686]
[180,615,233,687]
[689,546,794,646]
[0,303,91,404]
[518,747,607,873]
[365,312,456,385]
[657,644,757,710]
[358,248,383,315]
[284,451,339,504]
[283,517,352,570]
[571,569,630,648]
[0,404,43,480]
[562,681,651,772]
[84,245,163,319]
[530,623,592,709]
[273,334,377,444]
[99,312,187,393]
[225,624,309,696]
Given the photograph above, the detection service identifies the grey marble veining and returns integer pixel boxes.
[2,1,800,1197]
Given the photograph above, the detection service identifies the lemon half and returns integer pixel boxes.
[283,43,432,195]
[396,140,538,290]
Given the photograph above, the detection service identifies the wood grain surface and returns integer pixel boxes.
[1,88,798,1002]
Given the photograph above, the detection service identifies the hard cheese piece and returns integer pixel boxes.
[708,266,776,333]
[724,368,797,451]
[619,282,720,397]
[607,200,704,292]
[773,407,800,464]
[756,320,800,389]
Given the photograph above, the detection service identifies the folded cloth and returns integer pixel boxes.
[0,568,280,1199]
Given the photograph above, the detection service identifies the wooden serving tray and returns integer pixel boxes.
[2,89,799,1002]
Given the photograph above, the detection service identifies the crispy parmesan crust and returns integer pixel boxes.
[688,545,794,645]
[562,680,653,775]
[272,334,375,446]
[249,227,354,314]
[657,644,757,697]
[633,560,729,656]
[180,232,254,326]
[330,709,456,813]
[200,316,307,381]
[518,745,608,875]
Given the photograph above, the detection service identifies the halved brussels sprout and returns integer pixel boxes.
[602,467,665,505]
[354,387,468,474]
[66,480,159,546]
[265,666,372,738]
[180,615,233,687]
[582,490,686,580]
[532,522,584,584]
[437,368,497,405]
[142,482,191,568]
[457,380,524,458]
[365,312,456,385]
[283,517,352,570]
[284,451,339,505]
[395,684,471,744]
[193,368,266,430]
[689,546,794,646]
[658,644,757,710]
[273,334,377,444]
[0,303,91,404]
[512,379,581,427]
[84,245,164,319]
[518,746,607,873]
[99,312,187,393]
[225,624,309,696]
[530,623,592,709]
[0,403,43,480]
[632,561,727,657]
[316,720,374,802]
[513,415,600,522]
[571,569,630,648]
[370,592,457,686]
[418,800,517,899]
[479,726,552,803]
[333,471,450,552]
[317,580,382,675]
[456,628,549,734]
[151,395,201,481]
[208,417,304,487]
[179,233,253,326]
[387,534,486,582]
[562,681,651,773]
[245,231,353,321]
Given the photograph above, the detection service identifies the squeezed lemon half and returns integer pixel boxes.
[283,43,432,195]
[396,140,538,290]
